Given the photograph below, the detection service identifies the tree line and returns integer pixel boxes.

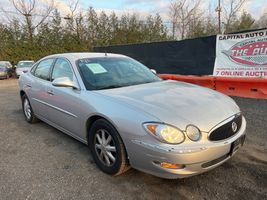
[0,0,266,64]
[0,8,169,63]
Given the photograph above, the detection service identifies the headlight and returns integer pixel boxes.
[186,125,201,141]
[143,123,185,144]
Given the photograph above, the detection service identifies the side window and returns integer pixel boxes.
[30,62,38,74]
[51,58,73,81]
[34,59,54,80]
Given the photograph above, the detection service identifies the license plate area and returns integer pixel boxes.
[229,135,245,156]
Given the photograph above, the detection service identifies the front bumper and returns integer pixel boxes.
[16,71,23,77]
[129,116,246,179]
[0,72,8,79]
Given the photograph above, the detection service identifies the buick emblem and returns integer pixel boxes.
[232,122,238,132]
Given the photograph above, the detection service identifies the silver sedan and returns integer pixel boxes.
[15,60,35,78]
[19,53,246,179]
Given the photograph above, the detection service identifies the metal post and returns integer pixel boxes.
[218,0,221,34]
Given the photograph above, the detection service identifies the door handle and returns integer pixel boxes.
[26,84,32,88]
[47,90,54,95]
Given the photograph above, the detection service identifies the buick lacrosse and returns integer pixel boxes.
[19,53,246,179]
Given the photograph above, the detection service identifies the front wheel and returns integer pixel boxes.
[22,94,39,123]
[89,119,130,176]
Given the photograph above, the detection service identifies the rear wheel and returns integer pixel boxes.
[89,119,130,176]
[22,94,39,123]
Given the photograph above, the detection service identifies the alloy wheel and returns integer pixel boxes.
[94,129,117,166]
[23,98,32,120]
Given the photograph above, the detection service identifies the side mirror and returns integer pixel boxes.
[150,69,157,74]
[52,77,79,90]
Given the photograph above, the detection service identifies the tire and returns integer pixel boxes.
[88,119,130,176]
[22,94,39,123]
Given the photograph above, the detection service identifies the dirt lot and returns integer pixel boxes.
[0,78,266,200]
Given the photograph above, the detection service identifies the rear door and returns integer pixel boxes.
[27,58,55,119]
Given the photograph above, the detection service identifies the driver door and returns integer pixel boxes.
[46,58,83,138]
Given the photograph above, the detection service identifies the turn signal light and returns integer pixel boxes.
[147,124,157,135]
[160,162,185,169]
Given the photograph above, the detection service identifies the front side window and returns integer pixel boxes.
[34,59,54,80]
[77,57,161,90]
[51,58,73,81]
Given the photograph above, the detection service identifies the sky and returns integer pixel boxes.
[0,0,267,22]
[76,0,267,19]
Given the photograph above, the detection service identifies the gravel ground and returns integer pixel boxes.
[0,79,266,200]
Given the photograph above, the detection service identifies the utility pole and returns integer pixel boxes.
[216,0,222,34]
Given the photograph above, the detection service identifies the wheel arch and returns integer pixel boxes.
[86,115,103,142]
[85,114,129,158]
[20,90,26,99]
[86,115,119,142]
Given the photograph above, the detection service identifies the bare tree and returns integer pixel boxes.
[255,13,267,29]
[223,0,248,32]
[169,1,179,39]
[64,0,87,44]
[65,0,79,19]
[9,0,54,41]
[64,0,78,33]
[169,0,202,40]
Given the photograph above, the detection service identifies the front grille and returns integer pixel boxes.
[202,154,229,168]
[209,115,242,141]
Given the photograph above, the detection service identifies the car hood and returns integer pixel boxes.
[96,80,240,132]
[16,67,30,72]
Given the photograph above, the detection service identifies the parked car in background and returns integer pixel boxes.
[15,60,35,78]
[0,62,13,79]
[0,61,12,68]
[19,53,246,179]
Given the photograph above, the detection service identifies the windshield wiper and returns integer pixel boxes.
[97,80,160,90]
[125,80,159,86]
[97,85,123,90]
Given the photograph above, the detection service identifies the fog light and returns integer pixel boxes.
[160,162,185,169]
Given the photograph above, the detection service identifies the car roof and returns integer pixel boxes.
[43,52,127,61]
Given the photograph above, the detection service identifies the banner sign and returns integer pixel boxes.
[214,29,267,78]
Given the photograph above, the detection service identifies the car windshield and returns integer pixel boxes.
[77,57,161,90]
[17,61,34,68]
[0,65,6,71]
